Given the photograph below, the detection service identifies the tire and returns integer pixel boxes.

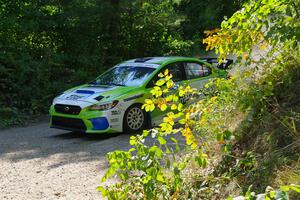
[123,104,147,134]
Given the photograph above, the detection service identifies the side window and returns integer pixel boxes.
[184,63,211,80]
[167,63,184,82]
[146,62,184,88]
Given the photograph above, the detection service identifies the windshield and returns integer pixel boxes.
[90,66,155,87]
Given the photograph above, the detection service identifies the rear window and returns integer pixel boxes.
[184,63,211,79]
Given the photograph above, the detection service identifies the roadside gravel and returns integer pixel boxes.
[0,122,132,200]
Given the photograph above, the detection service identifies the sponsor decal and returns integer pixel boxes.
[66,95,83,100]
[111,110,121,115]
[110,118,119,123]
[76,90,95,94]
[124,94,144,102]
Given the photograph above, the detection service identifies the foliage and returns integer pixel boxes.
[100,0,300,199]
[203,0,300,60]
[201,0,300,194]
[226,184,300,200]
[98,69,206,199]
[100,57,300,199]
[177,0,244,40]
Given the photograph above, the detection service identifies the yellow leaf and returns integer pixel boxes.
[178,103,183,111]
[165,74,173,81]
[172,95,179,102]
[145,106,150,112]
[171,104,177,110]
[179,89,185,97]
[151,86,163,97]
[166,80,174,88]
[163,88,169,93]
[159,103,167,111]
[156,79,165,86]
[163,113,175,125]
[145,99,152,104]
[166,95,174,102]
[242,53,249,60]
[160,123,173,133]
[150,104,155,111]
[143,99,155,112]
[164,69,169,76]
[211,96,217,101]
[191,142,198,149]
[185,113,190,120]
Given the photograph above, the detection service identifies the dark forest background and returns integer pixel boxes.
[0,0,244,127]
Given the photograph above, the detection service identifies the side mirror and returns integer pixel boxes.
[200,58,233,69]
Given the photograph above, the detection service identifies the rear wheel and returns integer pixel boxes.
[123,105,147,133]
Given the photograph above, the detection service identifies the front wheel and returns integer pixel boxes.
[123,105,147,133]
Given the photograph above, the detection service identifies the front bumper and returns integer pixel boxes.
[49,105,122,133]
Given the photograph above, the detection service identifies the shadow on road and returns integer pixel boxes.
[0,123,132,169]
[0,122,186,170]
[50,131,123,140]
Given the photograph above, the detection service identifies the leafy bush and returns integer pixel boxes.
[99,0,300,199]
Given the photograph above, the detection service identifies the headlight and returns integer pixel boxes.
[88,100,119,111]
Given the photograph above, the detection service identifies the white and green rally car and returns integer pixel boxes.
[49,57,229,134]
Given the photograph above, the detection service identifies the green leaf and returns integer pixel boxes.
[216,133,223,141]
[170,137,178,144]
[280,185,300,193]
[289,185,300,193]
[158,136,166,145]
[156,174,165,182]
[275,190,288,200]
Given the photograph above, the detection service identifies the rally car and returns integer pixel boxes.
[49,57,228,134]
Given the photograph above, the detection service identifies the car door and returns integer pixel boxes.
[146,62,185,126]
[183,62,213,90]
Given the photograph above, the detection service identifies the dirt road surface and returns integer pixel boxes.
[0,122,132,200]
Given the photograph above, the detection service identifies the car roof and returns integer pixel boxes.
[119,56,202,68]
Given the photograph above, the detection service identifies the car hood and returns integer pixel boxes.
[53,84,138,107]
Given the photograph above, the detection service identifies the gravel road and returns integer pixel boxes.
[0,122,132,200]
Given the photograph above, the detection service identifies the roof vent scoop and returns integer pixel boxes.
[134,57,153,63]
[94,95,104,101]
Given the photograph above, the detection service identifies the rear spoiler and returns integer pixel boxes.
[200,58,233,69]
